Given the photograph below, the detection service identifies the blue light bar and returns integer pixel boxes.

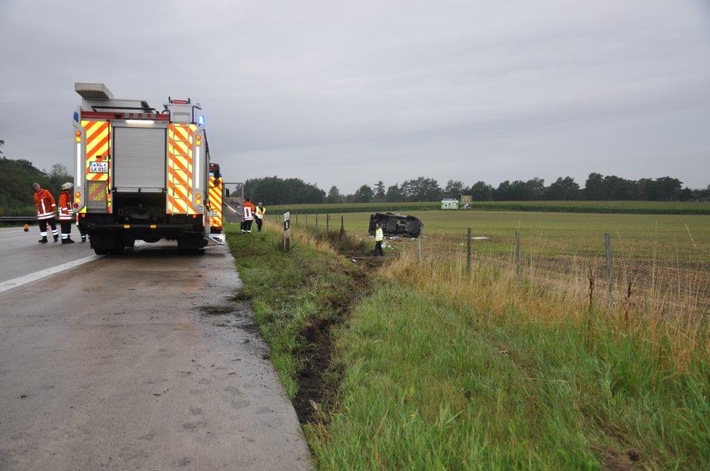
[198,115,205,125]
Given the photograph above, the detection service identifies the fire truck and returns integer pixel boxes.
[72,82,224,255]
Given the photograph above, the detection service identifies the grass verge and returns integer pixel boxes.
[225,222,374,424]
[226,222,709,470]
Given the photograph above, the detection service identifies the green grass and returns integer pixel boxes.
[277,208,710,264]
[309,284,709,470]
[269,200,710,216]
[226,217,710,470]
[225,223,371,399]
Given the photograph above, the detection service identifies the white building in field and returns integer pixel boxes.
[441,198,459,210]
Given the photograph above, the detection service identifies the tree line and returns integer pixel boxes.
[1,148,708,214]
[0,157,73,215]
[245,174,710,206]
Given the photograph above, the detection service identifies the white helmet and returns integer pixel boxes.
[61,182,73,190]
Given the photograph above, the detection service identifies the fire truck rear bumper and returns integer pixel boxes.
[87,224,205,239]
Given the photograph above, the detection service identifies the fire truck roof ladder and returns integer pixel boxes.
[75,82,114,100]
[75,82,155,112]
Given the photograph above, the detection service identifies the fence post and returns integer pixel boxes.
[466,228,472,274]
[418,237,422,261]
[605,233,613,308]
[315,213,318,231]
[339,216,345,242]
[326,214,330,234]
[515,231,521,281]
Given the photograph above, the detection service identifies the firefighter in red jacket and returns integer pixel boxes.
[32,182,59,243]
[58,182,76,244]
[241,198,256,233]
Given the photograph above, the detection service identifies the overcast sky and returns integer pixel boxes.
[1,1,709,194]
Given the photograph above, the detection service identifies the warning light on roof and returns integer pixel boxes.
[198,115,205,125]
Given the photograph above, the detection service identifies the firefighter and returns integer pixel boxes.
[32,182,59,243]
[58,182,75,244]
[254,202,266,232]
[241,198,255,233]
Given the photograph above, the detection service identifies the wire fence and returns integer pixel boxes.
[265,211,709,318]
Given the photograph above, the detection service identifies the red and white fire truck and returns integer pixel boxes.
[72,82,224,255]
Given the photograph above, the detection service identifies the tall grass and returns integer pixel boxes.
[309,249,709,469]
[226,220,709,469]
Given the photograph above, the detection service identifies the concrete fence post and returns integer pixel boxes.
[515,231,521,281]
[605,233,613,308]
[466,228,472,275]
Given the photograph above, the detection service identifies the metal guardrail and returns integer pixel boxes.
[0,216,37,224]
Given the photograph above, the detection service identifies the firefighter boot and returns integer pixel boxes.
[62,238,75,244]
[53,235,59,242]
[38,236,48,243]
[81,235,87,242]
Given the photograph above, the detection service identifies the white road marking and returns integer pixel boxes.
[0,254,101,294]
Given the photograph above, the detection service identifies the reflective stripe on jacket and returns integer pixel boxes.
[243,202,255,221]
[34,189,56,220]
[58,190,73,221]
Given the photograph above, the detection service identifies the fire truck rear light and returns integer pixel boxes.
[73,203,79,209]
[150,224,157,229]
[75,192,81,198]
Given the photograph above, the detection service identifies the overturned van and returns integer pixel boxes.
[368,212,424,238]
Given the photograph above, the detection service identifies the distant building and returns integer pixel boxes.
[441,198,459,210]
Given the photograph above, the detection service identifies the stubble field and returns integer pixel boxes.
[281,208,710,315]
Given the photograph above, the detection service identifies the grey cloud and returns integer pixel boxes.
[1,0,709,193]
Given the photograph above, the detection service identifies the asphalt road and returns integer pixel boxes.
[0,227,312,470]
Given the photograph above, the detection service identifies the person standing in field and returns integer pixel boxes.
[241,198,255,233]
[32,182,59,243]
[374,222,385,256]
[57,182,76,243]
[254,202,266,232]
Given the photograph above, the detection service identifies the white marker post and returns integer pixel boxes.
[284,212,291,252]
